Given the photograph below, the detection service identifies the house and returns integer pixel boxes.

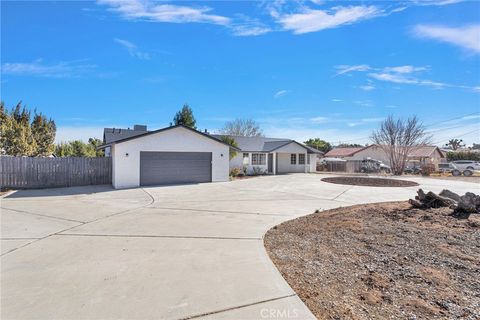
[103,124,149,157]
[100,125,235,189]
[211,135,322,175]
[100,124,322,189]
[325,145,446,168]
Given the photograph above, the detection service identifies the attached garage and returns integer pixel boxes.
[105,125,232,189]
[139,151,212,186]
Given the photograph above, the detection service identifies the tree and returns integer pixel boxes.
[54,138,104,157]
[173,104,197,129]
[219,136,238,160]
[31,111,56,156]
[304,138,332,153]
[371,116,431,175]
[337,143,364,148]
[445,139,464,151]
[220,118,263,137]
[88,138,105,157]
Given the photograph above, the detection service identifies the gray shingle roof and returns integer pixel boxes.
[103,128,148,144]
[211,135,323,154]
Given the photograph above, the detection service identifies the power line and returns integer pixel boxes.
[432,128,480,145]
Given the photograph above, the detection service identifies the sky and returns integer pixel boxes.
[1,0,480,146]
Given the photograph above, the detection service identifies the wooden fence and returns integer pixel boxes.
[0,156,112,189]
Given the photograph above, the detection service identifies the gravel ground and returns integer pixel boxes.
[265,202,480,320]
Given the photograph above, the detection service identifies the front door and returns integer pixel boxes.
[268,153,273,173]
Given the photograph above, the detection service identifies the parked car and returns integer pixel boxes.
[437,163,458,173]
[404,166,422,175]
[451,160,480,171]
[360,158,391,174]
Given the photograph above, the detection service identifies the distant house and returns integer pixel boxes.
[325,145,446,168]
[211,135,323,175]
[103,124,149,156]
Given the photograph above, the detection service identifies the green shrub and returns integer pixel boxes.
[446,151,480,162]
[251,166,265,176]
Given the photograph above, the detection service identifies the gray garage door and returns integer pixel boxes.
[140,151,212,186]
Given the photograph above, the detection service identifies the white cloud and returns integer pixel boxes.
[413,24,480,54]
[231,25,271,36]
[335,64,370,75]
[277,5,381,34]
[98,0,230,25]
[274,90,289,98]
[1,60,96,78]
[353,100,374,107]
[359,84,375,91]
[335,64,479,93]
[114,38,150,59]
[331,98,343,102]
[413,0,464,6]
[310,116,329,123]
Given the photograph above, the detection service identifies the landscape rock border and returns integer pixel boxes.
[321,176,419,187]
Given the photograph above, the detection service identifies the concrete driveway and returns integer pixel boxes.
[1,174,478,320]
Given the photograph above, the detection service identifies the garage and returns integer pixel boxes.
[140,151,212,186]
[102,125,233,189]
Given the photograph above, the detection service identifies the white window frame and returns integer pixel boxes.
[252,153,266,165]
[290,154,296,165]
[299,154,305,165]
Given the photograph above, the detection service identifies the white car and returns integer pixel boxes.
[451,160,480,171]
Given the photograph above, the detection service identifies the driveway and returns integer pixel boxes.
[1,174,478,319]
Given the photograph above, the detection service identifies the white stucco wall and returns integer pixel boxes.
[229,152,268,175]
[111,127,230,189]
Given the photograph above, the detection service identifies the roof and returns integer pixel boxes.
[103,128,148,144]
[210,135,323,154]
[408,146,445,158]
[324,147,364,157]
[99,125,240,150]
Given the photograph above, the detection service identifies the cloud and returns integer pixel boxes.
[98,0,230,25]
[231,24,271,36]
[359,84,375,91]
[413,24,480,54]
[335,64,479,92]
[353,100,374,107]
[310,116,329,123]
[114,38,150,59]
[277,5,382,34]
[412,0,464,6]
[335,64,370,76]
[331,98,343,102]
[1,59,96,78]
[274,90,289,98]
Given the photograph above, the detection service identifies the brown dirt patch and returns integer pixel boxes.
[264,202,480,320]
[322,176,419,187]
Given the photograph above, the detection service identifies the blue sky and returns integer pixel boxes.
[1,0,479,146]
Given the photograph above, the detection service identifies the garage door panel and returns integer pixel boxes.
[140,152,212,186]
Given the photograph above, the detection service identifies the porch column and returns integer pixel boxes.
[273,152,277,175]
[304,153,308,173]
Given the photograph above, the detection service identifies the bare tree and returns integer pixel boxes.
[371,116,431,175]
[220,118,264,137]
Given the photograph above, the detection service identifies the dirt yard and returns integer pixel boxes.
[265,202,480,320]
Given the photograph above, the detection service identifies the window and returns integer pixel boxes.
[299,154,305,165]
[243,153,249,165]
[290,154,296,165]
[307,154,310,165]
[252,153,266,165]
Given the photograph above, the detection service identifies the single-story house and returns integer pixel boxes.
[100,124,322,189]
[325,145,445,167]
[100,125,236,189]
[211,135,322,175]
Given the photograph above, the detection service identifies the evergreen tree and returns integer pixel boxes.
[31,111,56,156]
[8,102,36,156]
[173,104,197,129]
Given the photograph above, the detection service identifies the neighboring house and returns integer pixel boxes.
[325,145,445,168]
[211,135,322,175]
[100,125,235,189]
[103,124,149,157]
